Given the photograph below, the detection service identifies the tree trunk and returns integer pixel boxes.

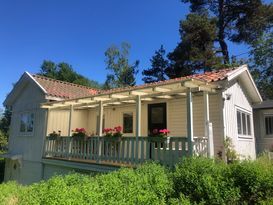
[218,0,230,64]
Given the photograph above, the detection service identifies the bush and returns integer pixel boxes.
[230,158,273,204]
[4,162,172,205]
[0,181,23,205]
[172,157,240,205]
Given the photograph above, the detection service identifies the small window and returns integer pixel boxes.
[265,116,273,135]
[236,109,252,138]
[20,113,34,133]
[123,113,133,133]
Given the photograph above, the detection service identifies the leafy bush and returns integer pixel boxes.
[3,162,172,205]
[0,181,23,205]
[172,157,240,205]
[230,158,273,204]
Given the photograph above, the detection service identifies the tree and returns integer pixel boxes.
[250,33,273,99]
[182,0,273,63]
[142,45,169,83]
[39,60,102,88]
[0,108,11,137]
[104,42,139,89]
[166,13,222,78]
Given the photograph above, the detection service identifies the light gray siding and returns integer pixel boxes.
[222,80,256,159]
[5,80,47,184]
[254,108,273,154]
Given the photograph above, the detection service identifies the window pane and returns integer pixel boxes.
[265,116,273,135]
[27,113,34,132]
[237,111,242,134]
[242,113,247,135]
[151,107,163,124]
[20,114,27,132]
[247,114,251,135]
[123,113,133,133]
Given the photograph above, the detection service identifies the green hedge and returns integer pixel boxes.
[0,157,273,205]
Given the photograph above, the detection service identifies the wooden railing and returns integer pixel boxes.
[43,136,207,167]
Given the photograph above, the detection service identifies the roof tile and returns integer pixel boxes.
[32,74,98,99]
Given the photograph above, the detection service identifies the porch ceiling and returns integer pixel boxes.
[41,78,220,110]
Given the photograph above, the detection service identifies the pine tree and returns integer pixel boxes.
[166,13,222,78]
[142,45,169,83]
[182,0,273,63]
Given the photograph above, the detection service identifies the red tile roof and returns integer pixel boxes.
[99,67,235,95]
[32,74,99,99]
[32,68,236,100]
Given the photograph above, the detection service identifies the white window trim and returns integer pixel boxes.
[122,112,134,134]
[264,114,273,138]
[19,112,34,136]
[236,108,252,139]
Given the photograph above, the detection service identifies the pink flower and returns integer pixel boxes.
[114,126,122,133]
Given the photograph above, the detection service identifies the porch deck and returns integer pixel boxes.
[43,136,208,167]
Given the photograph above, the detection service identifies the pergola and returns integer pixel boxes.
[41,78,220,157]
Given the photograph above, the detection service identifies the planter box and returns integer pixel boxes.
[104,137,122,142]
[147,136,167,143]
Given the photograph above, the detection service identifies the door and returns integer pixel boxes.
[148,103,167,135]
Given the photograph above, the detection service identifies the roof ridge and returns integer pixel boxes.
[31,74,99,91]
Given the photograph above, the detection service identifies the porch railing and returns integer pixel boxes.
[43,136,207,167]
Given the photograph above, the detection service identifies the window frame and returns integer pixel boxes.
[19,112,34,136]
[122,112,134,134]
[236,108,252,139]
[264,114,273,137]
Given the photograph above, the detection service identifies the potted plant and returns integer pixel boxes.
[48,130,61,140]
[72,128,86,140]
[148,128,170,143]
[103,126,123,142]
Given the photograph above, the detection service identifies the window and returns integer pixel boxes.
[123,113,133,133]
[20,113,34,133]
[236,109,251,137]
[265,115,273,135]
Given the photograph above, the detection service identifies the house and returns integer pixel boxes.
[253,100,273,154]
[1,64,262,184]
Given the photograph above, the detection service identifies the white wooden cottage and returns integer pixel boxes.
[2,64,262,184]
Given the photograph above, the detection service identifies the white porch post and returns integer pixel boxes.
[187,89,194,155]
[136,95,141,160]
[68,105,74,137]
[97,101,103,162]
[203,91,214,158]
[136,95,141,137]
[99,101,104,136]
[68,105,74,157]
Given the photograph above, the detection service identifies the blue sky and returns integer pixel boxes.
[0,0,249,108]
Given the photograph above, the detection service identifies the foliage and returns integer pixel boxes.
[172,157,240,205]
[104,42,139,89]
[166,13,223,78]
[182,0,273,63]
[72,128,86,138]
[0,163,171,205]
[250,33,273,100]
[1,158,273,204]
[230,158,273,204]
[38,60,102,88]
[142,45,169,83]
[0,131,7,152]
[223,137,239,163]
[103,126,123,138]
[0,108,11,137]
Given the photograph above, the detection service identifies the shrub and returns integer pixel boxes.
[0,181,23,205]
[9,162,172,205]
[230,158,273,204]
[172,157,240,205]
